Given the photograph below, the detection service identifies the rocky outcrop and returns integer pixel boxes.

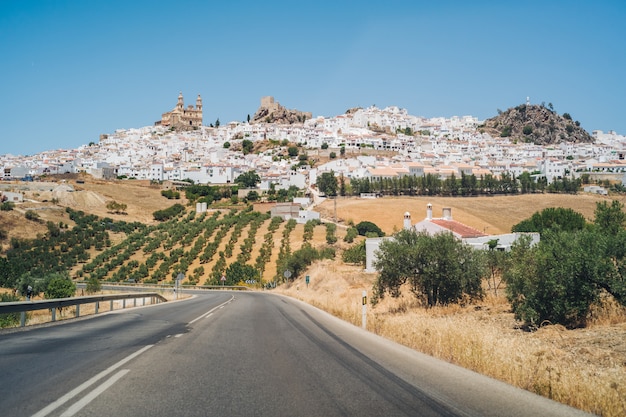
[481,104,593,145]
[251,96,312,124]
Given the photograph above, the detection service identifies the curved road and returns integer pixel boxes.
[0,292,593,417]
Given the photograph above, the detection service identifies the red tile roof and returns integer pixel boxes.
[430,219,487,238]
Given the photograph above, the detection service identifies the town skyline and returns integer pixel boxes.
[2,104,625,195]
[1,1,625,156]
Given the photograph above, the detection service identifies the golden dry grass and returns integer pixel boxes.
[277,260,626,417]
[316,193,619,235]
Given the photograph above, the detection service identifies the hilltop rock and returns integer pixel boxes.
[251,96,312,124]
[345,107,362,114]
[481,104,593,145]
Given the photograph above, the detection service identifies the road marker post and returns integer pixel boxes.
[362,290,367,329]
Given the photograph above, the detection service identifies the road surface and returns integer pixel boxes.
[0,292,593,416]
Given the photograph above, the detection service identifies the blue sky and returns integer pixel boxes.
[1,0,625,156]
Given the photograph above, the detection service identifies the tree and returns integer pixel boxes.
[287,146,299,157]
[215,118,220,128]
[339,173,346,197]
[355,221,384,237]
[511,207,586,235]
[342,240,366,266]
[317,171,338,196]
[45,273,76,300]
[504,229,606,328]
[591,200,626,304]
[234,170,261,188]
[373,229,484,306]
[242,139,254,155]
[106,201,127,214]
[593,200,625,236]
[0,293,21,327]
[340,146,346,157]
[280,244,334,280]
[85,276,101,294]
[245,190,259,201]
[343,227,358,243]
[224,261,258,285]
[25,210,40,222]
[485,240,508,296]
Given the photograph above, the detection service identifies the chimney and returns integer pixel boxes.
[403,212,412,230]
[442,207,452,220]
[426,203,433,220]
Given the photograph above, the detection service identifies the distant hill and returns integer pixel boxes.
[480,104,594,145]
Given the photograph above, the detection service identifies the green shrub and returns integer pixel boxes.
[355,221,384,237]
[0,292,21,328]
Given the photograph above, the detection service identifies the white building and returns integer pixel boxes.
[365,204,540,272]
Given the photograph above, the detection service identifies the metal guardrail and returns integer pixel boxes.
[97,282,251,291]
[0,292,167,328]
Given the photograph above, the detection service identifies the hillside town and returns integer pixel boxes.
[2,94,626,193]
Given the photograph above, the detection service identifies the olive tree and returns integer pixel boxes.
[373,229,484,306]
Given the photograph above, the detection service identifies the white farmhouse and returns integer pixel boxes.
[365,204,540,272]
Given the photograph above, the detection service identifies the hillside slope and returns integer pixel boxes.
[481,104,593,145]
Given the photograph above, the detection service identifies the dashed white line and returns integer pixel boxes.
[60,369,130,417]
[31,345,153,417]
[188,296,234,325]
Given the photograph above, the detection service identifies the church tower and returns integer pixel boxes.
[176,92,184,111]
[196,95,202,112]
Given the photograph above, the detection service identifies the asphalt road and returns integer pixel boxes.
[0,292,594,417]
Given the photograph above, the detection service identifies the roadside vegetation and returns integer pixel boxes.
[1,180,626,415]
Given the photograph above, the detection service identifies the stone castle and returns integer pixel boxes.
[156,92,202,129]
[251,96,312,124]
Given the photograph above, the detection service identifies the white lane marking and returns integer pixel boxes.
[188,295,234,325]
[60,369,130,417]
[31,345,153,417]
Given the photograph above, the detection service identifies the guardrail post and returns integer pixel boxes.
[76,304,80,318]
[20,312,26,327]
[110,300,114,311]
[123,299,126,309]
[133,298,137,307]
[95,301,99,314]
[51,308,56,322]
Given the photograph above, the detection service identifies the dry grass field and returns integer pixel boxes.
[315,193,622,235]
[2,178,626,415]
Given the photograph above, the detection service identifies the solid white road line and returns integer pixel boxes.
[31,345,153,417]
[59,369,130,417]
[188,295,234,325]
